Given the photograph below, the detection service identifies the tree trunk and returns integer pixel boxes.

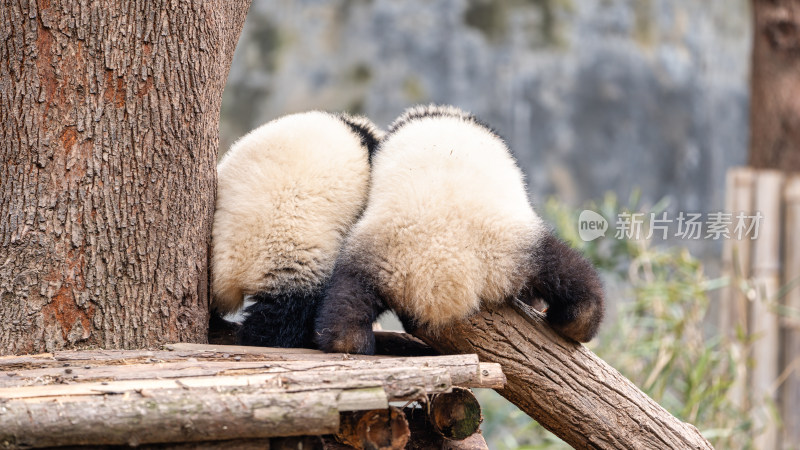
[749,0,800,170]
[0,0,251,354]
[412,300,713,450]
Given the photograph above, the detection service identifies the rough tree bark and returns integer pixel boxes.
[0,0,251,354]
[749,0,800,170]
[413,300,714,450]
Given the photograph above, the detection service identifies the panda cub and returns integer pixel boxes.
[211,111,382,348]
[315,105,605,355]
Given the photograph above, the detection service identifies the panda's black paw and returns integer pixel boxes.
[315,323,376,355]
[525,232,605,343]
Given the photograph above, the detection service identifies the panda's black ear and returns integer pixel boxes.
[336,113,383,160]
[520,232,605,342]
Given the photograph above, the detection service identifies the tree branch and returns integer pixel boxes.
[411,300,713,449]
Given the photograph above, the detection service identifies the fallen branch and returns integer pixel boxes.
[412,300,714,449]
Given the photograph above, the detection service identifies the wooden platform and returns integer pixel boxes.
[0,342,504,449]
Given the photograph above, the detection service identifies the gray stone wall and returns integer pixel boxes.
[221,0,751,215]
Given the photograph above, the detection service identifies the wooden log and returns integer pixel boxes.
[47,437,352,450]
[50,433,487,450]
[0,386,341,448]
[336,408,410,450]
[428,388,482,440]
[782,174,800,447]
[751,170,784,450]
[0,367,447,407]
[412,300,713,449]
[0,354,502,392]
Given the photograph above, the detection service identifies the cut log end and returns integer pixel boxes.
[429,388,483,441]
[337,407,410,450]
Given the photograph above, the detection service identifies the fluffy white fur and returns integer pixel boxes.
[211,111,372,315]
[345,108,546,327]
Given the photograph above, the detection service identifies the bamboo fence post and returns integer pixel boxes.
[722,167,755,409]
[751,170,784,449]
[781,175,800,446]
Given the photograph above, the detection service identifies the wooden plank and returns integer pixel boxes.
[751,169,784,450]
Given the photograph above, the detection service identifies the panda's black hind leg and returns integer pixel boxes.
[520,231,605,342]
[315,262,388,355]
[238,289,322,348]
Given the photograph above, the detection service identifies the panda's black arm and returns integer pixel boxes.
[315,261,388,355]
[521,232,605,342]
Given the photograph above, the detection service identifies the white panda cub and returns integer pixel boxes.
[315,105,604,354]
[211,111,382,347]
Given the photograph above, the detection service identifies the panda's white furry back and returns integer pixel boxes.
[350,106,544,325]
[315,105,604,355]
[211,111,381,347]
